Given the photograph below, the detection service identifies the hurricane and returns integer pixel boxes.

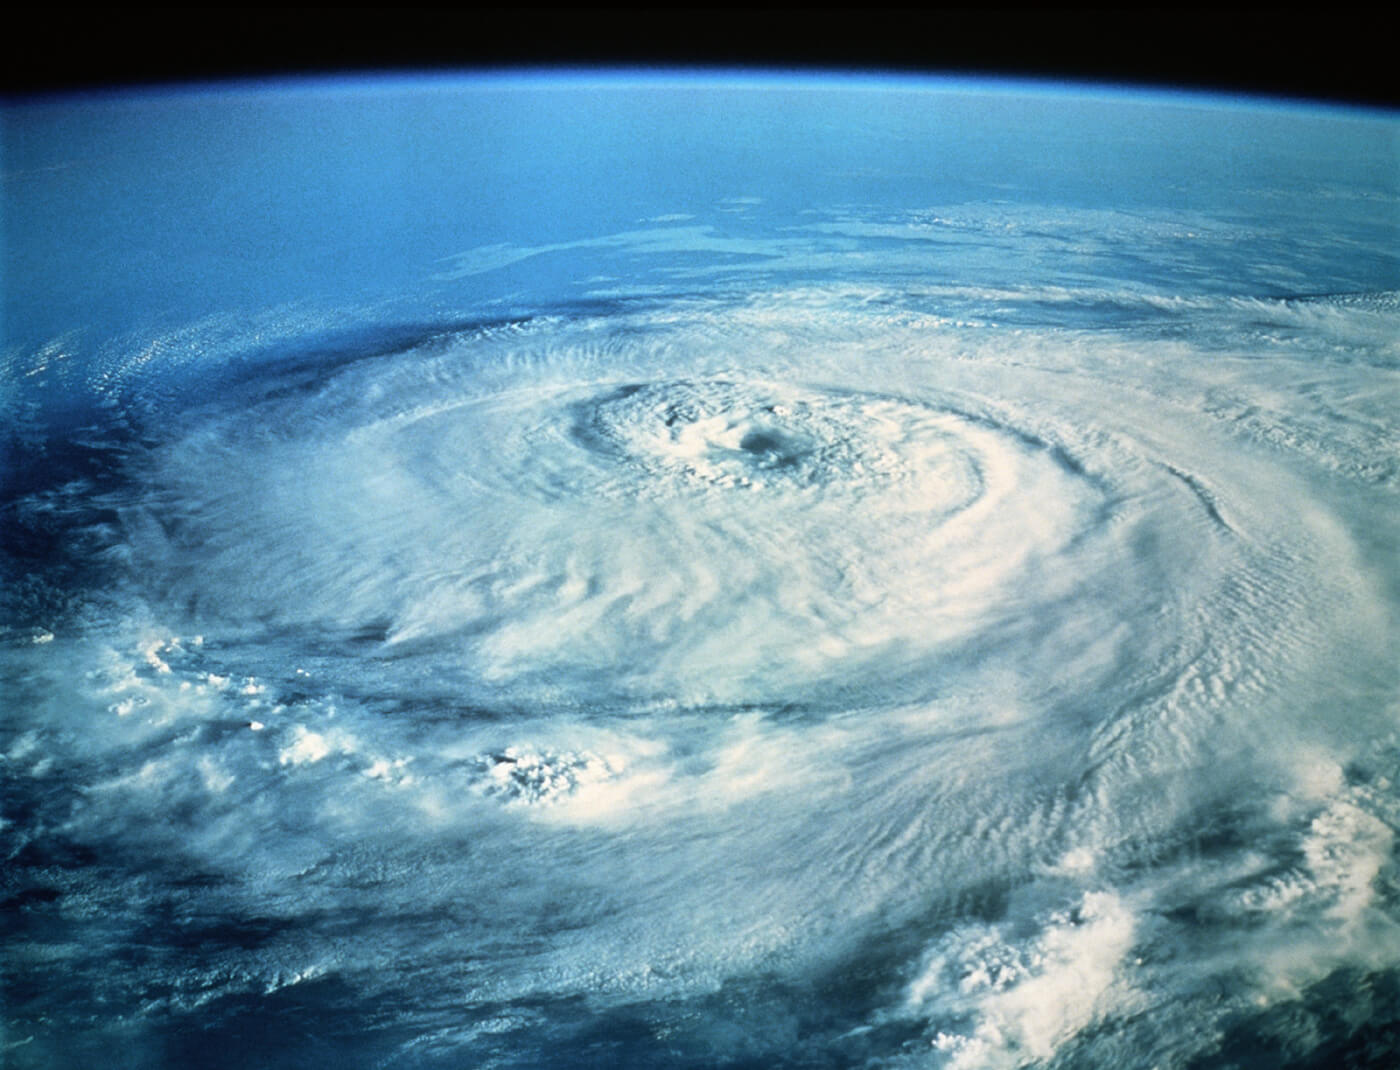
[4,75,1399,1068]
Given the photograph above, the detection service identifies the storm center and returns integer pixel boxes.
[736,427,804,467]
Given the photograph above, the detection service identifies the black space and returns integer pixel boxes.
[4,8,1396,110]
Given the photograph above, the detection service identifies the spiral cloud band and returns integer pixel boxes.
[3,82,1399,1069]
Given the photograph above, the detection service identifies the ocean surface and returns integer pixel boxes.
[3,75,1399,1067]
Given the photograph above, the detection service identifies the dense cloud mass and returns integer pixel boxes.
[3,80,1399,1068]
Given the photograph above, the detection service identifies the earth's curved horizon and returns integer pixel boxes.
[3,72,1398,1068]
